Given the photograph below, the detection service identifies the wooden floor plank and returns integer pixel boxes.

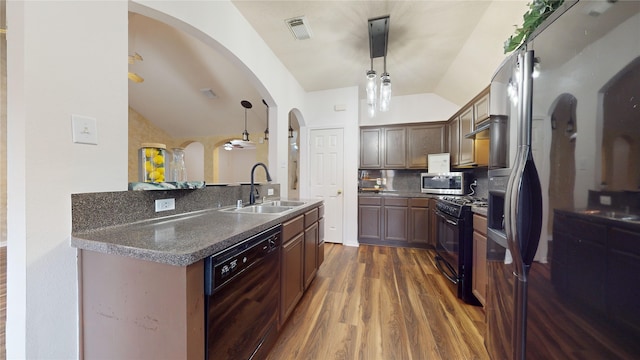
[268,244,488,360]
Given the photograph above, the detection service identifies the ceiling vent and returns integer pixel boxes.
[200,88,217,99]
[285,16,312,40]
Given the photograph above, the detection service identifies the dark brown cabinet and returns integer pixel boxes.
[472,213,488,306]
[280,205,323,327]
[360,128,383,168]
[449,117,460,166]
[409,198,430,245]
[384,197,409,242]
[407,124,447,169]
[358,196,383,241]
[280,215,305,327]
[360,123,446,169]
[359,196,434,248]
[383,127,407,168]
[447,86,490,167]
[459,107,475,165]
[303,208,319,290]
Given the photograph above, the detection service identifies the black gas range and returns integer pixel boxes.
[434,196,486,306]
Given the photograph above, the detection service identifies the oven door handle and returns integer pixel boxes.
[435,209,458,226]
[435,255,458,285]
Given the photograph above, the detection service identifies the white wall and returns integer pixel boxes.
[6,1,128,358]
[218,148,258,183]
[435,0,529,105]
[302,86,360,247]
[359,92,459,125]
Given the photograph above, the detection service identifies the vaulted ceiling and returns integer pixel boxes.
[128,1,528,139]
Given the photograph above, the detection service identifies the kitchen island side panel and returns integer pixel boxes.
[80,250,204,360]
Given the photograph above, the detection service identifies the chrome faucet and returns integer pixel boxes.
[250,162,272,205]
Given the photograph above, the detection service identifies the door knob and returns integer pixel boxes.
[337,189,343,195]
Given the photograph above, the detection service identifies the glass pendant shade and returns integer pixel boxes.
[366,70,377,105]
[379,73,391,112]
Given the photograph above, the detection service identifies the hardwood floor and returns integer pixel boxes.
[268,243,489,360]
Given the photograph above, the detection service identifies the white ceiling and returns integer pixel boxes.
[128,1,528,139]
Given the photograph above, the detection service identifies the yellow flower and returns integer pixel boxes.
[144,148,158,158]
[153,154,164,166]
[145,161,154,173]
[157,167,165,175]
[148,171,161,181]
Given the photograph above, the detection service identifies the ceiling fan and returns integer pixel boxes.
[128,52,144,83]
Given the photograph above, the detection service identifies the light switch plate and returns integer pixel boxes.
[72,114,98,145]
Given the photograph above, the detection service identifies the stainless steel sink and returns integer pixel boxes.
[221,205,294,214]
[263,200,306,207]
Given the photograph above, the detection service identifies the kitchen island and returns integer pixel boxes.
[71,186,322,360]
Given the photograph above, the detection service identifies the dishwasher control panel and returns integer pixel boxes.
[204,225,281,295]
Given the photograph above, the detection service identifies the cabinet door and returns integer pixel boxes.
[281,233,304,326]
[384,198,408,242]
[407,124,446,169]
[383,127,407,168]
[409,206,429,244]
[358,198,382,241]
[474,92,490,125]
[473,230,487,306]
[318,217,325,267]
[459,107,475,165]
[428,198,438,247]
[303,222,318,289]
[449,117,460,166]
[360,128,382,168]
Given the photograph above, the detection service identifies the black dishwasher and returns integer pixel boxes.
[204,225,281,360]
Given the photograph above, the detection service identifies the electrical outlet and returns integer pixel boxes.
[155,198,175,212]
[267,188,274,196]
[599,195,612,206]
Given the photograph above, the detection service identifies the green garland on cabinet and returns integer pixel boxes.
[504,0,565,54]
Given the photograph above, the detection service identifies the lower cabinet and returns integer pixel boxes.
[358,195,433,248]
[384,197,409,242]
[409,198,430,246]
[280,205,324,327]
[280,215,305,327]
[472,213,488,306]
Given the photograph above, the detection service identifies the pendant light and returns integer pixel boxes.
[262,99,269,141]
[241,100,252,142]
[288,118,294,138]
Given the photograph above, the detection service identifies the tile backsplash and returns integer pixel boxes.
[358,168,489,198]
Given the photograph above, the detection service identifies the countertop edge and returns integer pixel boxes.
[71,199,323,267]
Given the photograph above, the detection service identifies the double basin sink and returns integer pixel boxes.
[580,209,640,222]
[221,200,307,215]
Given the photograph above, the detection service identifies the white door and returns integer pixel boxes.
[309,128,344,244]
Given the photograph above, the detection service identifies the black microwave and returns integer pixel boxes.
[420,172,470,195]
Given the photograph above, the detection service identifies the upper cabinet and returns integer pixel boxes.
[407,124,447,169]
[360,128,383,168]
[448,86,490,168]
[360,122,447,169]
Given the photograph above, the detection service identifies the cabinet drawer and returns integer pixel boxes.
[359,196,382,205]
[473,214,487,236]
[304,208,319,227]
[409,198,429,208]
[384,197,408,207]
[282,215,304,242]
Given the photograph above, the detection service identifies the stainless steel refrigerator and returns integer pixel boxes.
[486,1,640,359]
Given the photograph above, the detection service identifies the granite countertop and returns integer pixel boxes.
[472,206,488,216]
[71,199,323,267]
[556,207,640,231]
